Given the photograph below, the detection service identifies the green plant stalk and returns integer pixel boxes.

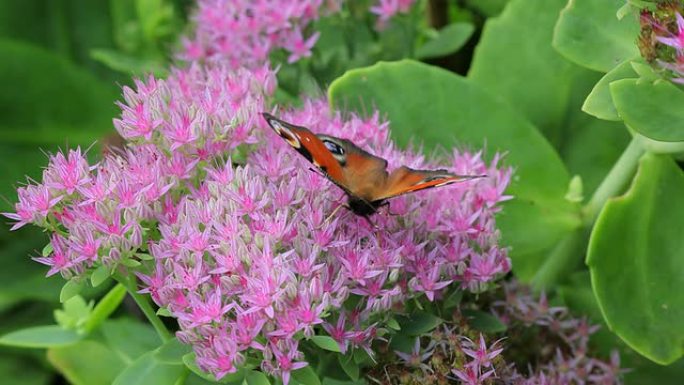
[532,138,645,289]
[582,137,645,225]
[113,272,173,342]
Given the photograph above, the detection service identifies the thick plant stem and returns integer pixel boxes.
[114,272,173,342]
[582,138,645,225]
[532,138,645,290]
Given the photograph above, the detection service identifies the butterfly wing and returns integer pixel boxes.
[373,166,484,202]
[262,113,350,192]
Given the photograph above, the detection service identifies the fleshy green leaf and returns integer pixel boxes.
[48,340,126,385]
[246,370,271,385]
[0,352,50,385]
[84,284,127,333]
[0,325,81,348]
[415,22,473,59]
[611,79,684,142]
[329,60,580,281]
[553,0,640,72]
[90,265,111,288]
[154,337,192,364]
[292,366,321,385]
[101,319,161,362]
[338,354,359,381]
[311,335,342,353]
[583,59,639,121]
[461,309,507,333]
[588,153,684,364]
[469,0,583,143]
[112,351,184,385]
[396,311,442,335]
[60,279,85,303]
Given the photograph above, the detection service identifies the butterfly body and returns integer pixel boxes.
[262,113,483,218]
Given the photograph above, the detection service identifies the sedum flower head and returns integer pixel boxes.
[639,2,684,83]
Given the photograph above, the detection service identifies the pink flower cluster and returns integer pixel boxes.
[140,97,511,381]
[3,64,275,279]
[641,8,684,83]
[180,0,419,66]
[181,0,341,66]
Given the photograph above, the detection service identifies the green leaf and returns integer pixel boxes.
[60,279,85,303]
[396,311,442,335]
[48,340,126,385]
[91,48,167,76]
[583,59,639,121]
[611,79,684,142]
[55,296,92,331]
[292,366,321,385]
[337,354,359,381]
[246,370,271,385]
[90,265,111,288]
[0,352,50,385]
[154,337,191,364]
[588,153,684,364]
[553,0,640,72]
[0,325,81,348]
[469,0,583,143]
[112,350,184,385]
[102,319,162,362]
[461,309,507,333]
[0,38,118,145]
[386,317,401,330]
[311,335,342,353]
[85,284,127,333]
[415,22,474,59]
[329,60,580,281]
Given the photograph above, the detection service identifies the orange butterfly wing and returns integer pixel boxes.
[374,166,484,202]
[262,113,349,191]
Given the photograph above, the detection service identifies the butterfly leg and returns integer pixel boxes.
[315,202,350,230]
[377,201,399,216]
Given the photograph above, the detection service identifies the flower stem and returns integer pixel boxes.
[114,272,173,342]
[582,137,645,225]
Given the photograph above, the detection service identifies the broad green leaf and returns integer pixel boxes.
[54,296,92,331]
[322,379,365,385]
[48,340,126,385]
[396,311,442,335]
[464,0,510,17]
[415,23,474,59]
[583,59,639,121]
[0,38,118,145]
[91,48,167,76]
[85,283,127,332]
[0,353,50,385]
[102,318,161,362]
[461,309,507,333]
[553,0,640,72]
[588,153,684,364]
[60,279,85,303]
[154,337,191,364]
[0,325,81,348]
[311,335,342,353]
[246,370,271,385]
[112,350,184,385]
[469,0,582,143]
[90,265,111,288]
[292,366,321,385]
[329,60,580,281]
[338,354,359,381]
[611,79,684,142]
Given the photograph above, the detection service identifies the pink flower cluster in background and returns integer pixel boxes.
[181,0,418,66]
[640,7,684,83]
